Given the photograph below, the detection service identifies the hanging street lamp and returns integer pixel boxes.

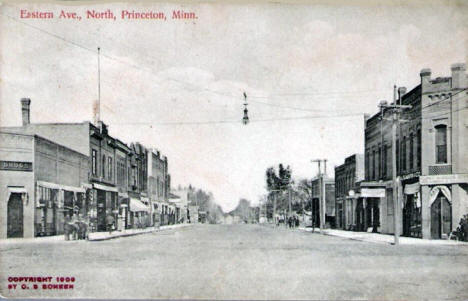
[242,91,249,125]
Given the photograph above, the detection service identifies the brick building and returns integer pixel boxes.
[0,132,88,238]
[334,154,364,230]
[310,175,335,228]
[363,63,468,239]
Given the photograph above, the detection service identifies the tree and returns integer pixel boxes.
[265,164,293,217]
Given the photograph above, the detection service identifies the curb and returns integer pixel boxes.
[297,227,468,246]
[88,224,191,241]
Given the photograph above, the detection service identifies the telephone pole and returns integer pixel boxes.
[379,102,411,245]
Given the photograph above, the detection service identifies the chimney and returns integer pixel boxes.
[451,63,467,89]
[420,68,432,91]
[398,87,407,105]
[20,98,31,126]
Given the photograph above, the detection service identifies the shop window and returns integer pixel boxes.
[387,189,394,215]
[435,125,447,164]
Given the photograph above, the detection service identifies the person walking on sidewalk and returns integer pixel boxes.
[106,214,115,234]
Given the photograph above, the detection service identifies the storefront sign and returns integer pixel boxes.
[361,188,386,198]
[0,160,32,172]
[420,174,468,185]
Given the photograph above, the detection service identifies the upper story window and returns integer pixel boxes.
[396,139,400,174]
[102,155,106,178]
[409,133,414,170]
[92,149,97,176]
[365,150,370,180]
[417,129,421,169]
[108,157,113,180]
[382,144,387,178]
[402,137,407,172]
[435,125,447,164]
[372,149,376,180]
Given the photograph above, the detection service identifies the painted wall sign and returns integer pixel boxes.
[0,160,32,172]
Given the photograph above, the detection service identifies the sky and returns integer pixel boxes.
[0,1,467,212]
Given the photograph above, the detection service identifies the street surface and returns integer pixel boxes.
[1,224,468,300]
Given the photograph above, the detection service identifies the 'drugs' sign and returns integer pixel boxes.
[0,161,33,172]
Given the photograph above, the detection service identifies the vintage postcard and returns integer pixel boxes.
[0,0,467,299]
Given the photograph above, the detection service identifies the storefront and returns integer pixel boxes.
[402,181,422,238]
[356,186,385,232]
[35,181,86,237]
[118,192,129,230]
[420,174,468,240]
[129,198,150,228]
[92,183,118,232]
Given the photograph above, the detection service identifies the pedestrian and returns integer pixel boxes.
[106,214,115,234]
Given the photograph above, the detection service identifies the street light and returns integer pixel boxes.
[242,92,249,125]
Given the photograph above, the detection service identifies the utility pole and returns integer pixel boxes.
[380,102,411,245]
[96,47,101,124]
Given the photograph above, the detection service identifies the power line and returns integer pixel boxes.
[0,8,394,113]
[111,112,365,126]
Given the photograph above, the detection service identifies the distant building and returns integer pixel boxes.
[310,175,335,228]
[334,154,364,230]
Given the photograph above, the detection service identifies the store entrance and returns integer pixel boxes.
[431,193,452,239]
[7,193,23,238]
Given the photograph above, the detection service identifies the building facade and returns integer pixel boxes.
[334,154,364,230]
[0,132,88,239]
[310,175,335,228]
[363,63,468,239]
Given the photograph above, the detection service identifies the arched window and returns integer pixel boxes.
[435,125,447,164]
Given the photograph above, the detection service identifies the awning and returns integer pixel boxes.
[404,182,420,195]
[119,192,129,198]
[8,187,28,194]
[361,188,386,198]
[129,198,150,212]
[93,183,119,193]
[37,181,85,193]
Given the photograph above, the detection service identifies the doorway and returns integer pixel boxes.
[7,193,23,238]
[431,193,452,239]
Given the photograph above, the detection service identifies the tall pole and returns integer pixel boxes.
[391,111,399,245]
[97,47,101,124]
[380,102,411,245]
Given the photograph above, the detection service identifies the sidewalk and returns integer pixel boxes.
[298,227,468,246]
[88,223,191,241]
[0,223,192,245]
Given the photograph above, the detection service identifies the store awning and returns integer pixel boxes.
[361,188,386,198]
[118,192,129,198]
[8,187,28,194]
[404,182,420,195]
[93,183,119,193]
[37,181,85,193]
[129,198,150,212]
